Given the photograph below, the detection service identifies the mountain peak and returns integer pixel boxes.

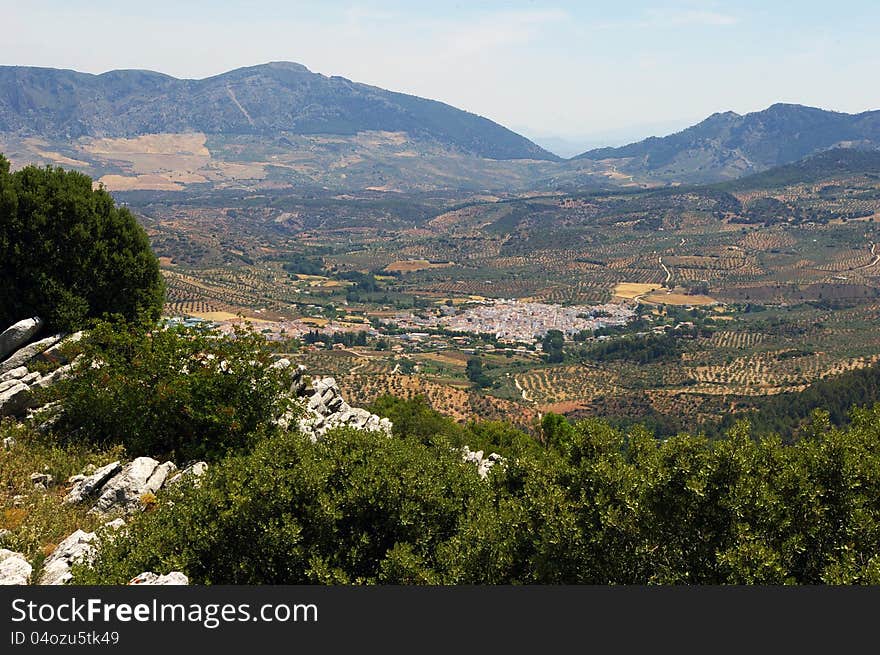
[262,61,311,72]
[573,103,880,182]
[0,63,556,161]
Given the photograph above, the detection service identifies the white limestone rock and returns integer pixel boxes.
[0,378,25,395]
[39,529,97,585]
[90,457,176,515]
[129,571,189,585]
[38,520,126,586]
[0,549,32,585]
[461,446,504,480]
[64,461,122,505]
[166,461,208,487]
[0,335,62,375]
[0,318,43,361]
[32,360,78,390]
[0,382,34,417]
[0,366,29,383]
[30,472,53,487]
[38,332,84,365]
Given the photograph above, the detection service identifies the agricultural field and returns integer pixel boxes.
[117,155,880,433]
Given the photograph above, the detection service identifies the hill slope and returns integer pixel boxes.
[574,104,880,183]
[0,62,556,162]
[717,147,880,192]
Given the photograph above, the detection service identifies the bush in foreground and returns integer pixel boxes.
[76,401,880,584]
[74,426,495,584]
[54,321,292,462]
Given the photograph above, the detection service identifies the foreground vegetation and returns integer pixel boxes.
[8,332,880,585]
[66,394,880,584]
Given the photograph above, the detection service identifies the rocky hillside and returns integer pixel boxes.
[0,62,555,161]
[574,103,880,183]
[0,314,502,586]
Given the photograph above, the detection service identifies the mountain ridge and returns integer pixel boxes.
[572,103,880,183]
[0,62,557,161]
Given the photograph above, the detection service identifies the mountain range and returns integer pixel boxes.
[0,62,555,161]
[575,103,880,183]
[0,62,878,191]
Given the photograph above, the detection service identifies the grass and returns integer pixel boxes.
[0,419,123,567]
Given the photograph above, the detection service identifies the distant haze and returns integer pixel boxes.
[516,119,700,158]
[2,1,879,144]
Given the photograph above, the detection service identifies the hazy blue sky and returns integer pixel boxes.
[3,1,878,150]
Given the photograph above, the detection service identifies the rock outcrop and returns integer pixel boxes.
[39,529,98,585]
[462,446,504,479]
[0,317,43,361]
[0,549,32,585]
[38,519,126,585]
[91,458,177,515]
[0,335,63,376]
[273,362,392,442]
[65,461,123,505]
[166,461,209,487]
[0,382,35,417]
[65,458,197,515]
[129,571,189,585]
[0,319,81,417]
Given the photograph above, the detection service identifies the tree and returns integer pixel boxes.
[0,156,165,332]
[466,356,491,388]
[541,329,565,363]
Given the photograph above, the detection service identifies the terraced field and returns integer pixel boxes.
[121,158,880,432]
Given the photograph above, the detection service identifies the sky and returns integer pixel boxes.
[2,1,879,154]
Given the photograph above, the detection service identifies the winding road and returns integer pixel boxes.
[513,374,532,402]
[859,242,879,271]
[659,256,672,285]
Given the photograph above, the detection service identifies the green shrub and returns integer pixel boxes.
[0,154,164,332]
[74,426,495,584]
[75,403,880,585]
[53,321,292,461]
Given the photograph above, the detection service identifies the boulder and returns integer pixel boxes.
[0,378,25,394]
[91,457,177,515]
[0,366,29,383]
[166,461,208,486]
[30,472,53,487]
[129,571,189,585]
[103,518,127,532]
[0,549,32,585]
[0,382,34,417]
[461,446,504,480]
[39,520,126,585]
[39,529,97,585]
[0,335,63,375]
[0,318,43,361]
[64,461,122,505]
